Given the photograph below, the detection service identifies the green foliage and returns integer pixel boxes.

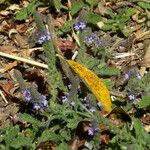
[101,8,136,36]
[94,64,120,76]
[20,113,45,127]
[137,1,150,9]
[16,0,41,20]
[1,1,149,150]
[37,129,61,144]
[85,0,99,7]
[53,0,62,12]
[71,0,84,15]
[33,11,65,100]
[138,96,150,108]
[132,117,150,150]
[84,12,102,24]
[56,19,75,36]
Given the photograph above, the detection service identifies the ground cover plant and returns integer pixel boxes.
[0,0,150,149]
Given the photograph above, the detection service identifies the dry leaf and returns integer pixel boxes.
[0,61,18,73]
[141,43,150,68]
[67,60,112,112]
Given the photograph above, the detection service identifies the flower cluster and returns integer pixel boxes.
[82,96,102,113]
[74,21,86,31]
[38,32,51,44]
[87,123,100,136]
[124,68,142,81]
[21,89,48,110]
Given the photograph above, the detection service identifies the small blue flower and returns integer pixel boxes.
[33,104,41,110]
[74,22,86,31]
[21,90,32,102]
[124,73,130,80]
[87,36,94,45]
[97,102,102,108]
[87,128,94,136]
[83,96,87,102]
[70,101,75,106]
[62,96,68,103]
[136,73,142,79]
[38,32,51,44]
[128,95,135,101]
[89,107,96,113]
[41,95,48,106]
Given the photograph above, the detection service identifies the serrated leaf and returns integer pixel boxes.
[71,0,84,15]
[67,60,112,112]
[38,129,60,144]
[10,133,33,149]
[4,126,19,147]
[53,0,62,12]
[85,12,102,24]
[138,2,150,9]
[138,96,150,108]
[20,113,44,127]
[15,0,40,20]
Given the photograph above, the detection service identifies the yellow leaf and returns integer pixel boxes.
[67,60,112,112]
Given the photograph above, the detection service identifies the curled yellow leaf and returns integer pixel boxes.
[67,60,112,112]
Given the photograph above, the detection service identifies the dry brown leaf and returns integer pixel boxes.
[94,0,106,16]
[0,45,18,53]
[0,81,15,94]
[0,61,18,73]
[57,39,76,51]
[141,43,150,68]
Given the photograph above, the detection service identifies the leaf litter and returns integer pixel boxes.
[0,0,150,150]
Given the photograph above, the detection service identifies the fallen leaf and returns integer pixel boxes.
[0,81,15,94]
[67,60,112,112]
[57,39,76,52]
[0,61,18,73]
[106,107,131,127]
[141,43,150,68]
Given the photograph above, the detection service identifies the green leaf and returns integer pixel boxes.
[132,117,150,146]
[138,2,150,9]
[138,96,150,108]
[105,7,116,18]
[71,0,84,15]
[59,129,71,141]
[38,129,60,144]
[53,0,62,12]
[96,65,120,76]
[85,0,99,7]
[55,142,69,150]
[85,12,102,24]
[10,133,33,149]
[20,113,44,127]
[15,0,41,20]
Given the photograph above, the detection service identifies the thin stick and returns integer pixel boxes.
[0,89,8,104]
[0,52,48,69]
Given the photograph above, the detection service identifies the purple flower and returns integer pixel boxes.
[68,84,72,89]
[21,90,32,102]
[33,104,41,110]
[87,36,94,45]
[129,95,135,101]
[41,95,48,106]
[97,102,102,108]
[74,22,86,31]
[136,73,142,79]
[124,73,130,80]
[70,101,75,106]
[89,107,96,113]
[87,127,94,136]
[38,32,51,44]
